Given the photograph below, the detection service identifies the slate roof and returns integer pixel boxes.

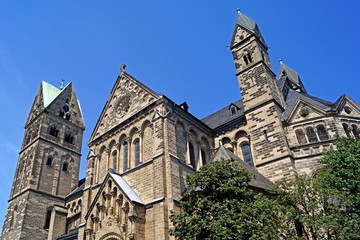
[230,12,267,49]
[209,146,274,190]
[110,172,144,204]
[55,228,78,240]
[65,178,85,198]
[201,99,244,129]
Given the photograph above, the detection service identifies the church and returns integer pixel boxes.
[2,11,360,240]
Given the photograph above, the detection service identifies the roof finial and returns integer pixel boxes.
[120,64,126,73]
[279,59,283,64]
[236,8,241,14]
[60,79,65,90]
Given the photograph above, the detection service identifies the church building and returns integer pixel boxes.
[2,11,360,240]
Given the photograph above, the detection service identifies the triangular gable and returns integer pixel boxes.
[85,171,144,220]
[229,23,254,49]
[25,83,45,126]
[89,71,160,142]
[46,82,85,128]
[334,94,360,116]
[285,98,329,124]
[42,81,62,107]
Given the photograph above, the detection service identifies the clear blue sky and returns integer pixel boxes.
[0,0,359,231]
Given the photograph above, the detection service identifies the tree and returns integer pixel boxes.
[170,159,287,240]
[274,137,360,240]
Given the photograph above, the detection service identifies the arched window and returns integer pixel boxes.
[295,129,307,144]
[134,139,140,166]
[342,123,351,137]
[49,126,59,138]
[352,125,360,139]
[44,209,52,229]
[123,141,128,172]
[241,143,254,167]
[189,142,196,168]
[243,52,252,65]
[306,127,318,143]
[62,162,68,172]
[112,151,117,171]
[64,133,74,144]
[317,125,329,141]
[200,149,206,166]
[46,157,53,166]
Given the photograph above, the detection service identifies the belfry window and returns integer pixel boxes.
[317,125,329,141]
[62,162,68,172]
[189,142,196,168]
[243,53,253,65]
[241,143,254,167]
[123,141,128,171]
[64,133,74,144]
[134,139,140,166]
[46,157,53,166]
[49,126,59,138]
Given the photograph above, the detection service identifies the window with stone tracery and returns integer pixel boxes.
[241,143,254,167]
[306,127,318,143]
[134,139,140,166]
[295,129,307,144]
[317,125,329,141]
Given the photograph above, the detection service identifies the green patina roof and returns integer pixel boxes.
[42,81,62,107]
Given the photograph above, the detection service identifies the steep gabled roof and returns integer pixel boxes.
[230,12,268,49]
[209,146,274,190]
[42,81,63,107]
[278,64,306,93]
[201,99,244,129]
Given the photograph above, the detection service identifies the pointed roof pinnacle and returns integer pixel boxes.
[236,8,241,14]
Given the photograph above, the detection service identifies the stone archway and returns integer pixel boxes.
[99,232,123,240]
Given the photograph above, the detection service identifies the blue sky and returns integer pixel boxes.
[0,0,359,231]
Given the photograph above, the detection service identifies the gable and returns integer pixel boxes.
[286,99,328,124]
[89,71,160,142]
[25,83,45,126]
[85,172,144,220]
[336,95,360,117]
[230,24,253,48]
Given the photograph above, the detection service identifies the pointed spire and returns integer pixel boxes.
[120,64,126,73]
[278,63,307,93]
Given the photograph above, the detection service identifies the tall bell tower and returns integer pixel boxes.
[1,81,85,240]
[230,11,294,181]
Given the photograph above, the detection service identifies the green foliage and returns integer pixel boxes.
[170,138,360,239]
[170,159,285,240]
[274,137,360,240]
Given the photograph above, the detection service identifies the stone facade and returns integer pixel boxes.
[2,12,360,240]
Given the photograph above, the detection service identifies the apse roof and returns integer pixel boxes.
[209,146,274,190]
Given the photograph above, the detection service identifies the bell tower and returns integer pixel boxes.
[1,81,85,240]
[230,11,294,181]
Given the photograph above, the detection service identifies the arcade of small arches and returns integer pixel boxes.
[342,122,360,139]
[295,124,329,145]
[92,120,154,184]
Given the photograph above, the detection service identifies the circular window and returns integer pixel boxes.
[114,94,132,118]
[299,108,309,118]
[344,106,352,114]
